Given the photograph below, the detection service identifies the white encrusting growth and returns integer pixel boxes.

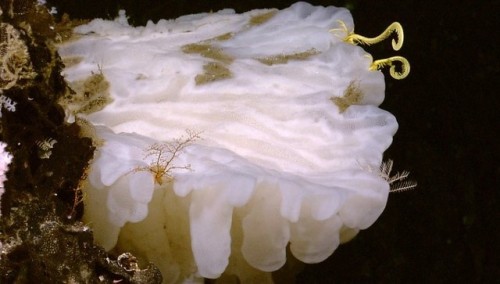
[59,2,398,282]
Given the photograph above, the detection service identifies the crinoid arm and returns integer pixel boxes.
[343,22,404,51]
[370,56,410,80]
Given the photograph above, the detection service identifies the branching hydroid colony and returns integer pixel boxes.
[58,2,413,283]
[380,159,417,193]
[133,130,201,185]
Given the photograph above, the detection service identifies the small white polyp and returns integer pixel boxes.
[59,2,397,283]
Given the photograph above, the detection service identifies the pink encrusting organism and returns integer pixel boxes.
[0,142,12,214]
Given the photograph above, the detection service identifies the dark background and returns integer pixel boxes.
[46,0,499,282]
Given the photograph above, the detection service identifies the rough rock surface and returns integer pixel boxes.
[0,1,161,282]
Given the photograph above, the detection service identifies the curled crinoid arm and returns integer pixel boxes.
[344,22,404,51]
[380,159,417,193]
[370,56,410,80]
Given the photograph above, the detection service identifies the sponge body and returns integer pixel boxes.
[60,2,397,282]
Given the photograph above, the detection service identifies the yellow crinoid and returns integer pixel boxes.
[332,20,410,79]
